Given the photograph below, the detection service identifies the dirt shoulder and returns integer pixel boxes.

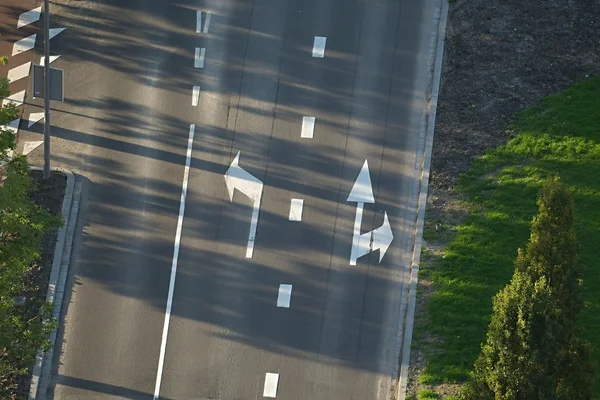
[409,0,600,397]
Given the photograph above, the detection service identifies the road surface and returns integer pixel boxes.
[19,0,437,398]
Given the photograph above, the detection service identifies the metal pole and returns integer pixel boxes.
[43,0,50,179]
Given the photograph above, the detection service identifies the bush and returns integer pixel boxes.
[462,177,595,400]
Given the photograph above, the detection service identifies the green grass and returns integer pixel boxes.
[417,75,600,395]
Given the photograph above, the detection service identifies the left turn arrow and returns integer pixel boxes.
[224,151,264,258]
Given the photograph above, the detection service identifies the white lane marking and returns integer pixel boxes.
[22,140,44,156]
[4,118,20,134]
[277,284,292,308]
[49,27,66,40]
[153,124,196,400]
[192,86,200,106]
[28,112,44,128]
[196,11,211,33]
[2,90,26,108]
[40,55,61,66]
[289,198,304,221]
[17,6,41,29]
[263,373,279,398]
[312,36,326,58]
[224,152,264,258]
[7,62,31,83]
[195,48,205,68]
[347,160,374,203]
[12,34,36,55]
[203,12,211,33]
[301,116,315,138]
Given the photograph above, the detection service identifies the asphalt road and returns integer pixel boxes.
[20,0,437,398]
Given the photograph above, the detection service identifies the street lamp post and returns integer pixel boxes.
[43,0,50,179]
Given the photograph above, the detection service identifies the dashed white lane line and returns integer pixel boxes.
[40,55,61,66]
[289,198,304,222]
[192,86,200,106]
[197,11,211,33]
[28,112,44,128]
[277,284,293,308]
[301,116,315,138]
[49,27,66,40]
[12,34,36,55]
[195,47,205,68]
[2,90,25,108]
[263,373,279,398]
[153,124,196,400]
[7,62,31,83]
[17,6,41,29]
[312,36,326,58]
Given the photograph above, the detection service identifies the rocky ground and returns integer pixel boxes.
[409,0,600,397]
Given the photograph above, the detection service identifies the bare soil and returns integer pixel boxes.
[409,0,600,397]
[15,171,66,399]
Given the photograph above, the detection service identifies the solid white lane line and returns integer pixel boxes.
[12,34,36,55]
[2,90,25,108]
[7,62,31,83]
[40,55,61,66]
[153,124,196,400]
[195,48,205,68]
[27,112,44,128]
[289,198,304,222]
[312,36,326,58]
[17,6,41,29]
[301,116,315,138]
[192,86,200,106]
[203,12,211,33]
[263,373,279,398]
[277,284,292,308]
[49,27,66,40]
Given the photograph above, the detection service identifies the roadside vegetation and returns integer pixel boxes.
[410,75,600,399]
[0,52,61,397]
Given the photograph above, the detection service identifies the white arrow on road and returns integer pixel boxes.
[347,160,393,265]
[224,151,264,258]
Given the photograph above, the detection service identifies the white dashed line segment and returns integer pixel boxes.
[195,48,206,68]
[2,90,25,108]
[7,62,31,83]
[12,34,36,55]
[192,86,201,106]
[27,112,44,128]
[277,284,293,308]
[17,6,41,29]
[289,198,304,221]
[197,11,211,33]
[153,124,196,400]
[301,116,315,138]
[312,36,326,58]
[263,373,279,398]
[40,55,61,66]
[49,27,66,40]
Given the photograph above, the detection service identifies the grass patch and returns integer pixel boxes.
[418,75,600,396]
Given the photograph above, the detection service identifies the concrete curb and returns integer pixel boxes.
[27,167,82,400]
[397,0,449,399]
